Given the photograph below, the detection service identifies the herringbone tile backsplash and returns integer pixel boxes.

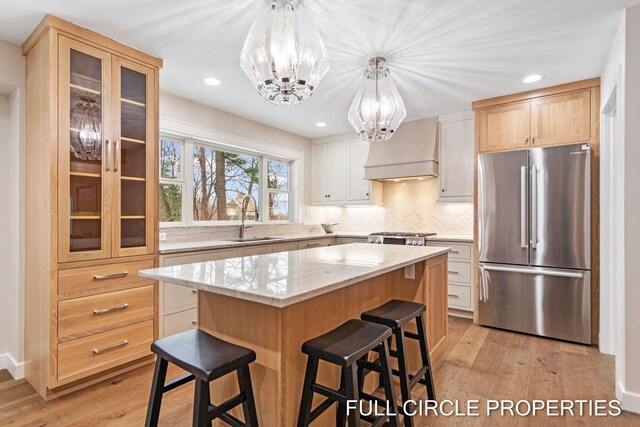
[321,180,474,235]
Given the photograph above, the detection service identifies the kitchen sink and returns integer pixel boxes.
[222,237,282,242]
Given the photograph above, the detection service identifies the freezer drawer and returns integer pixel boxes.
[478,264,590,344]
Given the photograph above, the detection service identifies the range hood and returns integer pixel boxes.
[364,117,439,181]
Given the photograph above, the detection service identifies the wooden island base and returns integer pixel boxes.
[197,254,448,427]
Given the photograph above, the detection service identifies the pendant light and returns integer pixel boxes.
[70,96,102,161]
[348,57,406,143]
[240,0,329,105]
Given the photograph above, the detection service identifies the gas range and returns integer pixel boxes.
[367,232,437,246]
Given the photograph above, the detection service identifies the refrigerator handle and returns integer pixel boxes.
[520,166,527,248]
[531,165,538,249]
[482,264,584,279]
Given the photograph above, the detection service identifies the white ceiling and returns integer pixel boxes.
[0,0,637,138]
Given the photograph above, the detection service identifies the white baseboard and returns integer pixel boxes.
[619,381,640,414]
[0,353,25,380]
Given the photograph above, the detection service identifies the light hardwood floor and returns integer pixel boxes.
[0,317,638,426]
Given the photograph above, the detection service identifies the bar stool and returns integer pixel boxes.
[145,329,259,427]
[297,319,398,427]
[361,300,436,427]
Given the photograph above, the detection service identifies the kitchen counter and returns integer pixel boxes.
[158,231,471,254]
[141,243,449,426]
[158,231,369,254]
[141,243,449,307]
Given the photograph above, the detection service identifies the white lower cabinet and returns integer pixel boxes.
[163,308,198,337]
[427,240,474,317]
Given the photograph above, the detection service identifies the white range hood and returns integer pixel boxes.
[364,117,439,181]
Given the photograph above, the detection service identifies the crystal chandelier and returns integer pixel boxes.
[240,0,329,105]
[70,96,102,161]
[348,57,407,143]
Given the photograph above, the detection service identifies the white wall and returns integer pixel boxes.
[0,39,25,379]
[600,4,640,414]
[622,4,640,413]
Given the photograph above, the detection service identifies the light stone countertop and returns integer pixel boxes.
[158,231,371,254]
[158,231,471,255]
[141,243,450,308]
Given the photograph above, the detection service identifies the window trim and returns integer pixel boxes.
[159,120,302,227]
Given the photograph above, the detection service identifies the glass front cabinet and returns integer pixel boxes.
[59,36,156,262]
[23,15,161,398]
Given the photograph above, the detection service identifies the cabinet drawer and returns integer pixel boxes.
[428,242,471,260]
[271,242,299,253]
[448,284,472,310]
[58,260,155,297]
[57,320,153,383]
[163,308,198,337]
[298,238,333,250]
[242,245,273,256]
[58,285,154,341]
[163,283,197,312]
[447,261,471,284]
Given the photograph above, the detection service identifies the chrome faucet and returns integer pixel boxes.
[240,195,259,239]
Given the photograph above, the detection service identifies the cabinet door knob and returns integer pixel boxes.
[532,136,536,144]
[525,137,530,143]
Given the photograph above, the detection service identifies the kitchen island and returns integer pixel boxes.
[140,243,449,426]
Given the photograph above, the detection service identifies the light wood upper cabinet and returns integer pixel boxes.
[57,38,156,262]
[478,100,530,152]
[530,90,591,147]
[58,37,114,263]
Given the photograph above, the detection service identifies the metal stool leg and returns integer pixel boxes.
[416,314,436,401]
[237,365,259,427]
[193,380,212,427]
[394,327,414,427]
[145,357,168,427]
[297,356,320,427]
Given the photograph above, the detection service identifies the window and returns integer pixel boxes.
[193,143,260,221]
[267,159,291,221]
[159,134,295,225]
[159,137,184,222]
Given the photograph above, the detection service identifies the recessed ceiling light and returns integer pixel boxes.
[523,74,543,84]
[316,122,327,127]
[203,77,222,86]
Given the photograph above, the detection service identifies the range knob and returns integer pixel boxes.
[368,237,374,243]
[418,241,424,246]
[377,238,383,244]
[412,240,418,246]
[405,241,411,245]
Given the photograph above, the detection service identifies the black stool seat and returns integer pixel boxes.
[361,299,426,329]
[145,329,259,427]
[360,300,435,427]
[152,329,255,381]
[302,319,392,367]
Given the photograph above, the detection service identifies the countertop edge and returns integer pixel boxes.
[140,246,451,308]
[159,232,472,254]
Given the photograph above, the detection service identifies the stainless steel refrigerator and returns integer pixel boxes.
[478,143,591,344]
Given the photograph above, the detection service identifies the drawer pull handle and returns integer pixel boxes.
[93,271,129,280]
[449,250,460,254]
[448,270,459,274]
[192,289,197,294]
[93,340,128,355]
[93,303,129,315]
[192,320,197,325]
[448,294,459,298]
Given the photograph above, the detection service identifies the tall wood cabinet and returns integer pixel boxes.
[23,15,162,398]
